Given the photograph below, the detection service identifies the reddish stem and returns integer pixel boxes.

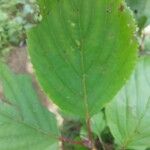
[58,136,84,147]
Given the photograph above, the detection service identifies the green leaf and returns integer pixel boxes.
[144,34,150,52]
[91,112,106,136]
[106,57,150,150]
[37,0,56,16]
[74,145,88,150]
[126,0,150,28]
[0,64,59,150]
[27,0,138,117]
[80,112,105,139]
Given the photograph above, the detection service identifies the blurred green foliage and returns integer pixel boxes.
[126,0,150,31]
[0,0,39,58]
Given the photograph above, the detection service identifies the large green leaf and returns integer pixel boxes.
[27,0,138,117]
[0,64,59,150]
[106,57,150,150]
[37,0,56,16]
[126,0,150,28]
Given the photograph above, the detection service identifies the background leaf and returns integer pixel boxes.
[0,64,59,150]
[91,112,106,137]
[106,57,150,150]
[126,0,150,29]
[145,37,150,51]
[27,0,138,117]
[144,28,150,52]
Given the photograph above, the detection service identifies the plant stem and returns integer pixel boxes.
[87,117,93,143]
[58,136,84,147]
[86,116,97,150]
[98,136,106,150]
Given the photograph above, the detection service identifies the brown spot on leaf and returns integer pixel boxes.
[118,4,125,12]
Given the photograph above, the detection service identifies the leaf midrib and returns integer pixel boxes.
[77,0,89,117]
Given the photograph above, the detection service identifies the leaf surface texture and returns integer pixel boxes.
[0,64,59,150]
[28,0,138,117]
[106,57,150,150]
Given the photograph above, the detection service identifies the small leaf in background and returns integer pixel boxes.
[106,57,150,150]
[74,144,88,150]
[0,64,59,150]
[91,112,106,137]
[27,0,138,117]
[143,25,150,52]
[80,112,106,148]
[144,35,150,51]
[126,0,150,29]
